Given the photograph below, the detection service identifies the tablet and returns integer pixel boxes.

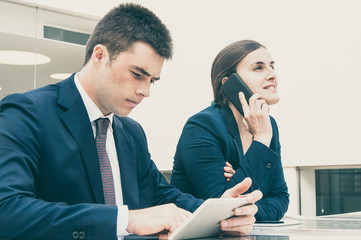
[254,219,303,227]
[169,198,249,240]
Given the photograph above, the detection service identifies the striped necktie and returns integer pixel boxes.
[95,118,116,205]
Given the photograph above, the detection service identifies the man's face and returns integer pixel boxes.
[90,41,165,116]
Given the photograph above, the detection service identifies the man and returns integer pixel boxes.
[0,3,261,239]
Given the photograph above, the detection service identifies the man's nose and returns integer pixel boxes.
[136,80,151,97]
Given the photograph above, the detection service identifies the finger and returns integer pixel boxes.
[221,177,252,198]
[220,215,256,233]
[178,209,192,223]
[248,93,262,110]
[238,92,250,116]
[254,99,266,114]
[244,190,263,203]
[237,190,263,203]
[225,161,233,169]
[169,208,192,233]
[233,203,258,217]
[261,102,270,114]
[227,163,236,174]
[226,161,233,167]
[230,177,252,197]
[224,172,233,178]
[224,166,235,174]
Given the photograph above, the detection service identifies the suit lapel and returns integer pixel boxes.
[112,117,139,209]
[220,106,244,163]
[58,76,104,203]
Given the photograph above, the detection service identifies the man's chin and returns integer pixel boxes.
[113,109,132,117]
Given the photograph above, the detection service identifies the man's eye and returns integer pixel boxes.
[132,71,141,78]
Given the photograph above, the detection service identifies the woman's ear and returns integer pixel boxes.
[221,77,228,85]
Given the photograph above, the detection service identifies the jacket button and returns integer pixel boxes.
[266,163,272,168]
[79,231,86,239]
[72,231,79,239]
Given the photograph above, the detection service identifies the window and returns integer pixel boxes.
[316,169,361,216]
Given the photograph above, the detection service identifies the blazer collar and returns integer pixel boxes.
[219,105,244,159]
[58,74,105,203]
[112,117,140,209]
[219,105,240,139]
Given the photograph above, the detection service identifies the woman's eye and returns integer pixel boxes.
[254,66,263,71]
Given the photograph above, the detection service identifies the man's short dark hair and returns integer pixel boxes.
[84,3,173,65]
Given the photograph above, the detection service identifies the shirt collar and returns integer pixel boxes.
[74,73,114,126]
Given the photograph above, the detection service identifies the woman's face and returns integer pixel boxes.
[235,47,279,105]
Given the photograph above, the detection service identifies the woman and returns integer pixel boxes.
[171,40,289,221]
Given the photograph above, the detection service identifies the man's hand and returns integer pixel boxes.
[220,177,263,236]
[126,203,191,239]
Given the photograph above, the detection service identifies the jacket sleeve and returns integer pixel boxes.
[127,119,204,213]
[252,117,289,221]
[0,94,118,240]
[150,159,204,213]
[174,115,289,221]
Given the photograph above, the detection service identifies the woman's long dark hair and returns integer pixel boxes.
[211,40,265,107]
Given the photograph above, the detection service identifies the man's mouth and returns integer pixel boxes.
[127,99,141,108]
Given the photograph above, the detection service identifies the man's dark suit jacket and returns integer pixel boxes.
[0,75,202,240]
[171,104,289,221]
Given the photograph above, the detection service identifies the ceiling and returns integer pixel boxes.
[0,0,97,100]
[0,31,86,99]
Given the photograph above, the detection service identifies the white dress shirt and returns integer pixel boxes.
[74,73,129,237]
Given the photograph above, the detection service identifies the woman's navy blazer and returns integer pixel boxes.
[171,104,289,221]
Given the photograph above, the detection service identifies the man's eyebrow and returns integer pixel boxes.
[134,66,160,80]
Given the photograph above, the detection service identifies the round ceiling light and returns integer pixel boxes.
[0,50,51,65]
[50,73,72,80]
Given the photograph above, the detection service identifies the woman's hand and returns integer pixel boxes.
[239,92,272,147]
[224,161,235,181]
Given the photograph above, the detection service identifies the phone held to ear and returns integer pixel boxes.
[221,73,253,116]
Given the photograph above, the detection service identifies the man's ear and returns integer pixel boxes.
[91,44,107,66]
[221,77,228,85]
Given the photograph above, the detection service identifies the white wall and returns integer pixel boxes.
[15,0,361,171]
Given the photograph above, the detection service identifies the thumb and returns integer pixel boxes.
[221,177,252,198]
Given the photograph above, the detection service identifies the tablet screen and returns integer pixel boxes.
[169,198,249,240]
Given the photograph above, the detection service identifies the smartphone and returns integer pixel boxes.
[221,72,253,116]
